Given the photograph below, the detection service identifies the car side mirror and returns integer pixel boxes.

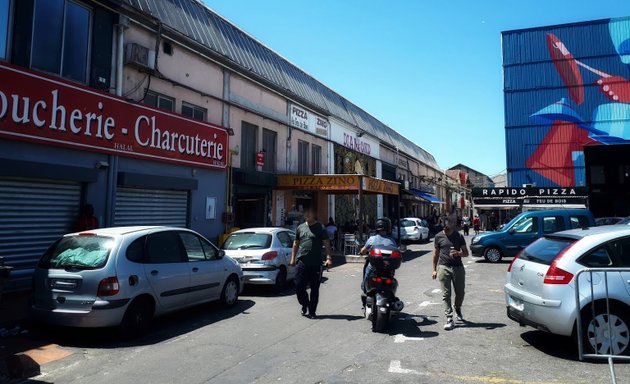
[508,228,516,235]
[218,250,226,259]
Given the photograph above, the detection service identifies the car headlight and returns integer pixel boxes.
[471,237,480,244]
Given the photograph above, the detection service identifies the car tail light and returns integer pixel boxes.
[385,278,393,285]
[507,251,522,272]
[97,277,119,296]
[372,277,383,283]
[543,242,577,284]
[261,251,278,260]
[544,262,574,284]
[79,232,97,236]
[390,250,402,258]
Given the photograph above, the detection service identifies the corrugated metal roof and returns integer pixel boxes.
[122,0,439,169]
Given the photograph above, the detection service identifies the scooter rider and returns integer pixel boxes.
[359,218,398,302]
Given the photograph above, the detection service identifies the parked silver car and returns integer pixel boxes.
[221,228,296,291]
[505,225,630,355]
[31,226,243,337]
[392,218,430,243]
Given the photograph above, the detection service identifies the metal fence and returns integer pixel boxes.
[574,268,630,384]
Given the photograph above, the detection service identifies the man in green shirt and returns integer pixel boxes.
[289,207,333,319]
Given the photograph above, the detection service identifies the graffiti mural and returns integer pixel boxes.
[503,17,630,187]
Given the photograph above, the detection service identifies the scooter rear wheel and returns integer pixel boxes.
[372,305,389,332]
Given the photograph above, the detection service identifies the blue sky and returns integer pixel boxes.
[206,0,630,176]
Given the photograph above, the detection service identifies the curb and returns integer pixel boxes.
[343,255,366,263]
[0,353,41,381]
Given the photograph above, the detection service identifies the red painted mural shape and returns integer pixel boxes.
[526,121,596,186]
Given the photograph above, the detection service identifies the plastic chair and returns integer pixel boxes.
[343,233,358,255]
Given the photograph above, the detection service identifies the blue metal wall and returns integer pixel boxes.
[502,17,630,187]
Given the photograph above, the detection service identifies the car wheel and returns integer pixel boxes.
[119,298,153,339]
[221,276,239,307]
[582,304,630,356]
[274,267,287,293]
[483,247,503,263]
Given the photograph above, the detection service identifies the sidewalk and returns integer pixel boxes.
[0,290,58,381]
[0,290,30,328]
[331,249,365,264]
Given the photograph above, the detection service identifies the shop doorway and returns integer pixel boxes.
[235,194,266,228]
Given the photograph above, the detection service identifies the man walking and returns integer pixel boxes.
[290,207,333,319]
[432,218,468,330]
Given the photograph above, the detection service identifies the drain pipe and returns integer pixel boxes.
[106,15,128,226]
[115,15,129,96]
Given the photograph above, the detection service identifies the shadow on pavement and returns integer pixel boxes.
[387,313,439,339]
[473,258,512,265]
[519,330,580,361]
[317,314,363,321]
[457,320,506,330]
[415,314,439,327]
[26,299,255,350]
[402,250,430,263]
[519,330,630,364]
[242,283,296,298]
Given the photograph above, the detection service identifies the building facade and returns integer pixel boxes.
[0,0,444,289]
[0,0,230,289]
[502,17,630,188]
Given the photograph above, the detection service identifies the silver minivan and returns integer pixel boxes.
[31,226,243,337]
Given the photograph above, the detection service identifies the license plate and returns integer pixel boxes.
[508,296,524,311]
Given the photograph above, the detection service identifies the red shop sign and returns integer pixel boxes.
[0,63,228,170]
[256,151,265,167]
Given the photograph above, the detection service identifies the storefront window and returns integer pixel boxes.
[298,140,309,175]
[0,0,8,60]
[31,0,91,83]
[311,145,321,174]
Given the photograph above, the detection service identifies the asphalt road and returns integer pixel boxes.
[20,238,630,384]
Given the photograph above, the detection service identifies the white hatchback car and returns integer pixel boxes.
[505,226,630,355]
[31,226,243,337]
[221,228,296,291]
[392,218,430,243]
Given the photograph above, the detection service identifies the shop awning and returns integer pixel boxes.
[276,174,399,195]
[410,189,445,204]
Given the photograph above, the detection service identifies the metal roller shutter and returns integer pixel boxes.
[0,178,81,289]
[114,187,189,227]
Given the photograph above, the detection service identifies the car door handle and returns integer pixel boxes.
[150,270,159,276]
[192,267,199,273]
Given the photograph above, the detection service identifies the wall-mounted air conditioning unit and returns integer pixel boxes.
[125,43,156,70]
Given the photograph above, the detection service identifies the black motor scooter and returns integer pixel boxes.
[363,246,404,332]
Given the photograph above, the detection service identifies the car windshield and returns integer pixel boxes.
[39,235,115,270]
[400,220,416,227]
[618,217,630,225]
[520,237,576,265]
[502,213,524,231]
[222,233,272,250]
